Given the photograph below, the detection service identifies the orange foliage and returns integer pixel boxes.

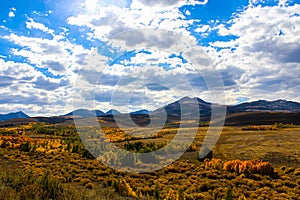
[223,159,274,176]
[204,158,223,170]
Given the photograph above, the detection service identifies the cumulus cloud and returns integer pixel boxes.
[0,76,15,87]
[26,18,55,35]
[0,59,75,116]
[74,44,226,113]
[8,8,16,18]
[67,0,198,41]
[33,76,69,91]
[131,0,208,9]
[3,33,90,76]
[209,2,300,103]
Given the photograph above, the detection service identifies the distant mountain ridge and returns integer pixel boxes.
[2,97,300,121]
[152,97,213,118]
[64,109,104,117]
[227,99,300,113]
[154,97,300,116]
[0,111,29,121]
[105,109,121,115]
[130,109,150,115]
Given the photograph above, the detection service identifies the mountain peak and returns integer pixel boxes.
[105,109,121,115]
[0,111,30,121]
[130,109,150,115]
[64,109,104,117]
[179,96,194,101]
[179,96,210,105]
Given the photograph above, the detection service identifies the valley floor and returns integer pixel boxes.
[0,124,300,199]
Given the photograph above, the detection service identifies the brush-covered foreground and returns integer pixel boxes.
[0,123,300,199]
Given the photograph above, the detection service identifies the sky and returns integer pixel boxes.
[0,0,300,116]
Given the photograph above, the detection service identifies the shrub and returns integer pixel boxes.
[293,168,300,176]
[242,125,278,131]
[204,158,223,170]
[225,186,233,200]
[198,183,209,192]
[39,170,65,199]
[284,167,295,174]
[224,160,274,177]
[153,183,161,200]
[35,147,46,154]
[115,179,137,198]
[1,140,10,148]
[85,182,94,189]
[164,188,176,200]
[20,141,32,152]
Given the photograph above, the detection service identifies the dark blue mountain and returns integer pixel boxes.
[228,99,300,113]
[130,109,150,115]
[105,109,121,115]
[64,109,104,117]
[152,97,213,117]
[0,111,29,121]
[152,97,300,118]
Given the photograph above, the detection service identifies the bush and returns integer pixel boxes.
[20,141,32,152]
[204,158,223,170]
[153,183,161,200]
[1,140,10,148]
[198,183,209,192]
[164,188,176,200]
[116,179,137,198]
[242,126,278,131]
[0,169,78,200]
[225,186,233,200]
[223,160,274,177]
[85,182,94,189]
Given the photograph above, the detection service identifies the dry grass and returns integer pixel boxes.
[0,124,300,199]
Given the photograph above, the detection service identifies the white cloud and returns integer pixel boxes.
[72,29,226,113]
[0,59,75,116]
[26,18,55,35]
[67,1,198,41]
[8,7,16,18]
[8,12,15,18]
[130,0,208,10]
[0,26,96,116]
[194,25,211,33]
[210,3,300,104]
[3,33,90,76]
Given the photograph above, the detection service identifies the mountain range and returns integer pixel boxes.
[0,111,29,122]
[2,97,300,122]
[227,99,300,113]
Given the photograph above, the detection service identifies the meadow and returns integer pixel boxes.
[0,122,300,199]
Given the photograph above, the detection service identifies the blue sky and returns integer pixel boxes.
[0,0,300,116]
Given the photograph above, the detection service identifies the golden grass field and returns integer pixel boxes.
[0,123,300,199]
